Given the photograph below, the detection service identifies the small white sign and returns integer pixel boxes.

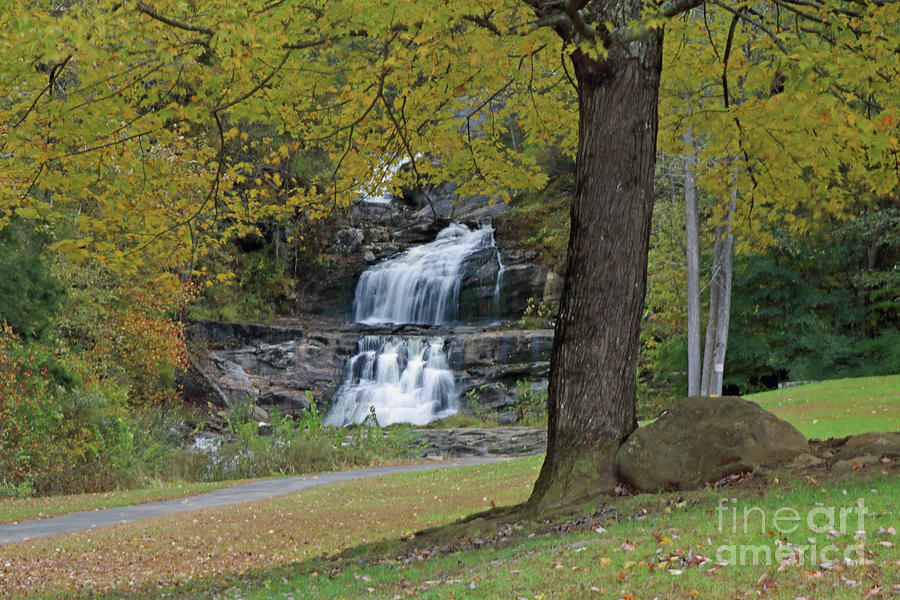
[714,363,724,373]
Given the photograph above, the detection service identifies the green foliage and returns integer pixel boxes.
[0,223,65,340]
[54,262,192,404]
[515,379,548,422]
[516,298,556,329]
[0,328,141,496]
[495,178,571,274]
[651,213,900,395]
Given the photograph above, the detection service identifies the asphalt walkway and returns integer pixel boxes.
[0,457,505,546]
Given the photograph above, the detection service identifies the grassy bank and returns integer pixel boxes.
[238,471,900,600]
[748,374,900,439]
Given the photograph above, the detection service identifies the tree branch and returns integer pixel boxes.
[135,2,214,37]
[711,0,790,55]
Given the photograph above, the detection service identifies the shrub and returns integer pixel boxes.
[178,394,422,482]
[0,327,144,496]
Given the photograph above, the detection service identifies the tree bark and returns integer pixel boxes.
[700,193,735,396]
[709,195,735,396]
[700,225,724,396]
[527,32,663,509]
[683,128,701,396]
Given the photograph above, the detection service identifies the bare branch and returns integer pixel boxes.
[711,1,790,55]
[12,54,72,128]
[212,51,291,114]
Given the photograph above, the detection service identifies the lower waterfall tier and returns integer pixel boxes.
[324,335,458,426]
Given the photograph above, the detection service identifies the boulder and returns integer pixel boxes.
[257,388,311,417]
[332,227,364,254]
[617,396,809,492]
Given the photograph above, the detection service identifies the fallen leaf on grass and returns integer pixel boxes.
[757,573,777,592]
[803,570,823,580]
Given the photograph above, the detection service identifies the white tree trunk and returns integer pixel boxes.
[683,129,701,396]
[700,225,723,396]
[710,194,736,396]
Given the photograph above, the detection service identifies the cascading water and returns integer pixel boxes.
[326,222,502,426]
[324,336,457,426]
[354,223,495,326]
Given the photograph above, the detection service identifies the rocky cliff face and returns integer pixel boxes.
[321,186,562,320]
[186,185,561,425]
[185,320,553,421]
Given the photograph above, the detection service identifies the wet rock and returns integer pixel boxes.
[458,246,501,321]
[617,396,809,492]
[188,321,555,422]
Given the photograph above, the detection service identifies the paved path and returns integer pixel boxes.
[0,457,505,546]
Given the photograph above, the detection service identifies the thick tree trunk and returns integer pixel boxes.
[527,32,663,509]
[683,128,701,396]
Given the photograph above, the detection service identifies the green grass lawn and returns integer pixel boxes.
[747,374,900,439]
[5,375,899,599]
[0,457,542,598]
[240,473,899,600]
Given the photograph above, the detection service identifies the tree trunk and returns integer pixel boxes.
[709,195,735,396]
[700,193,735,396]
[700,225,724,396]
[527,32,663,509]
[683,128,701,396]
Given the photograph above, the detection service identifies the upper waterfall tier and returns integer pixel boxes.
[353,223,498,326]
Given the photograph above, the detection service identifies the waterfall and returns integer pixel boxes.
[326,222,502,426]
[354,223,494,326]
[491,226,505,316]
[324,336,458,426]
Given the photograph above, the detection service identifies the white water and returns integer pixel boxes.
[324,336,458,426]
[354,223,495,326]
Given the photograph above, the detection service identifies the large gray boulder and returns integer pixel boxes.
[617,396,809,492]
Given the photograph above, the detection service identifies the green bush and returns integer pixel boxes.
[0,329,141,496]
